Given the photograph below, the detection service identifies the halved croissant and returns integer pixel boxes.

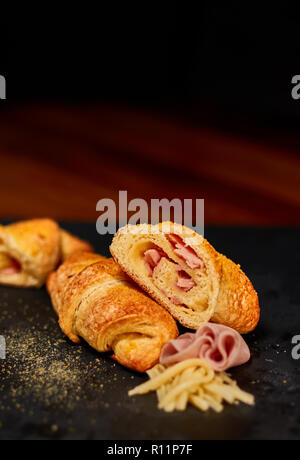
[0,219,93,287]
[47,252,178,372]
[110,222,260,334]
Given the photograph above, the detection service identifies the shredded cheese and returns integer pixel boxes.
[129,359,254,413]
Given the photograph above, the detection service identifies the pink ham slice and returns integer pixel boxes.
[143,249,196,292]
[176,269,196,291]
[143,249,163,276]
[0,258,21,276]
[167,234,204,269]
[159,323,251,372]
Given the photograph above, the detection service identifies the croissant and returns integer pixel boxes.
[0,219,93,288]
[46,252,178,372]
[110,222,260,334]
[59,228,93,261]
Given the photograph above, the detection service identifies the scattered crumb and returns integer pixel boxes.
[0,326,109,414]
[0,291,144,430]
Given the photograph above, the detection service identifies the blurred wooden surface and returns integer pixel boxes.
[0,104,300,225]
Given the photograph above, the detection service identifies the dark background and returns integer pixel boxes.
[1,5,300,224]
[1,7,300,440]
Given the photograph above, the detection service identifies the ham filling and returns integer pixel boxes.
[167,234,204,269]
[0,254,21,275]
[175,268,196,291]
[144,248,196,292]
[143,234,204,294]
[144,249,164,277]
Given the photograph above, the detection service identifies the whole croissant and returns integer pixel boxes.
[46,252,178,372]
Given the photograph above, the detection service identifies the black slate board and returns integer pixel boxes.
[0,223,300,440]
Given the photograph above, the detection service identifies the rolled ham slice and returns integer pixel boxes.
[160,322,251,372]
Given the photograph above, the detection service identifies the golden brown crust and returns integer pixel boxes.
[0,219,94,288]
[0,224,5,242]
[46,251,105,329]
[110,222,260,334]
[212,254,260,333]
[0,219,61,287]
[60,229,93,261]
[47,252,178,372]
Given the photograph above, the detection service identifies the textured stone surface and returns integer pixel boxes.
[0,223,299,440]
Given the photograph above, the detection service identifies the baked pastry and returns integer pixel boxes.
[59,229,93,261]
[47,252,178,372]
[0,219,93,288]
[110,222,260,334]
